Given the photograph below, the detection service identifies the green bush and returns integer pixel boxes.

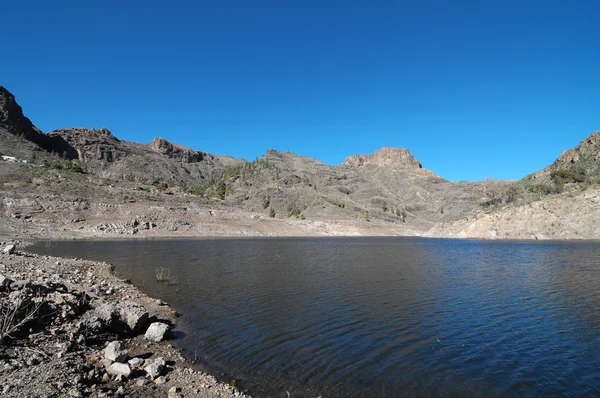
[286,202,306,218]
[186,184,206,196]
[215,181,226,200]
[62,161,85,173]
[550,168,586,185]
[526,183,556,195]
[154,182,168,191]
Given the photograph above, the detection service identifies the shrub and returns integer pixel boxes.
[286,202,306,218]
[62,161,85,173]
[268,207,276,218]
[155,182,168,191]
[215,181,226,200]
[550,168,586,185]
[526,184,556,195]
[186,184,206,196]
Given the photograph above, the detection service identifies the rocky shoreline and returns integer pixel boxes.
[0,241,252,398]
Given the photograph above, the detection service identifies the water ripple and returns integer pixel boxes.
[30,237,600,397]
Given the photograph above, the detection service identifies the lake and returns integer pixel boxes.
[29,237,600,397]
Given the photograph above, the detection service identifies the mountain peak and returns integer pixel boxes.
[0,85,39,137]
[343,147,423,169]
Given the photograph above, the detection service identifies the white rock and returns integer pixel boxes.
[144,322,170,342]
[108,362,131,378]
[2,245,15,255]
[104,341,128,363]
[128,357,144,368]
[144,357,166,379]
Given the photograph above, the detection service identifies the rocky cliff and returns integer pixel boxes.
[343,147,423,169]
[0,86,78,159]
[149,137,212,163]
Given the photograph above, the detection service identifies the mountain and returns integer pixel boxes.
[1,84,597,240]
[427,131,600,239]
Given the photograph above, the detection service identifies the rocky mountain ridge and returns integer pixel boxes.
[1,84,598,240]
[344,147,423,169]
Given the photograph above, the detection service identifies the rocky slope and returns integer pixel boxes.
[427,131,600,239]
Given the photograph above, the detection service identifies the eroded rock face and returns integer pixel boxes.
[0,86,78,159]
[552,131,600,172]
[48,128,124,162]
[149,137,205,163]
[343,147,423,169]
[0,86,37,137]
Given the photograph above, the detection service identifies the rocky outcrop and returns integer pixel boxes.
[0,86,78,159]
[551,131,600,172]
[343,147,423,169]
[48,127,126,162]
[0,86,38,138]
[149,137,208,163]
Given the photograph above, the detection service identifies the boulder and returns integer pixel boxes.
[128,357,144,368]
[104,341,128,363]
[144,322,170,342]
[118,301,149,332]
[144,357,166,379]
[81,301,149,336]
[0,274,12,290]
[107,362,131,378]
[2,245,15,255]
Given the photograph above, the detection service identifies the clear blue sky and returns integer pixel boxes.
[3,1,599,181]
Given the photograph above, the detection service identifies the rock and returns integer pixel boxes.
[144,357,166,379]
[9,279,30,291]
[154,376,167,385]
[0,274,12,290]
[118,302,149,331]
[108,362,131,378]
[104,341,128,363]
[81,301,149,336]
[150,137,204,163]
[2,245,15,255]
[343,147,423,169]
[136,378,147,387]
[128,357,144,368]
[144,322,170,342]
[168,386,182,398]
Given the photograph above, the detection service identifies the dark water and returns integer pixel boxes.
[30,238,600,397]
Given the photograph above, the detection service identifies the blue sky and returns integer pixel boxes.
[3,1,599,181]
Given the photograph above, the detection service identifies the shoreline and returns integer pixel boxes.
[0,241,253,398]
[3,231,599,398]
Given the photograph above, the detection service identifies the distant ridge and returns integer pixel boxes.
[343,147,423,169]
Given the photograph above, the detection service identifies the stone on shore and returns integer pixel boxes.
[128,357,144,368]
[144,322,170,342]
[104,341,128,363]
[82,301,149,336]
[2,244,15,254]
[108,362,131,378]
[144,357,166,379]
